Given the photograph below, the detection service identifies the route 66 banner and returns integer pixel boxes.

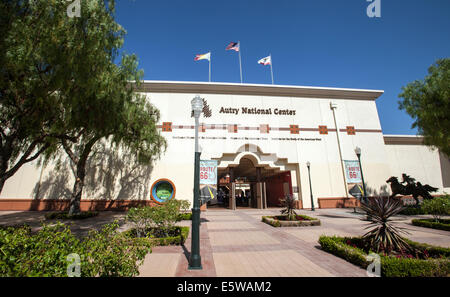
[344,160,364,199]
[344,160,362,183]
[199,160,218,204]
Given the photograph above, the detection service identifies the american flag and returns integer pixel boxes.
[226,42,240,52]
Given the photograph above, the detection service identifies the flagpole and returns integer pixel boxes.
[209,52,211,82]
[270,54,274,85]
[238,41,243,84]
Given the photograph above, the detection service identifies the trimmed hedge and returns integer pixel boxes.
[45,211,99,220]
[399,207,427,216]
[404,238,450,258]
[318,235,450,277]
[177,213,192,221]
[262,215,320,227]
[412,219,450,231]
[124,226,189,246]
[318,236,369,268]
[381,257,450,277]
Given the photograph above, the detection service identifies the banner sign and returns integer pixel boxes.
[200,160,218,204]
[344,160,362,184]
[200,160,218,185]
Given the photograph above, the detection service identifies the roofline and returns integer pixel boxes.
[383,134,425,145]
[135,80,384,101]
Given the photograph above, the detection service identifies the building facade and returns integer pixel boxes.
[0,81,449,211]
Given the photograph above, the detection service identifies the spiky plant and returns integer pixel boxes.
[280,195,297,221]
[360,196,412,254]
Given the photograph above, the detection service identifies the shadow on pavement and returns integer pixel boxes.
[0,211,128,238]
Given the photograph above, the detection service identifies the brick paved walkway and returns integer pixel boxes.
[139,209,371,277]
[1,208,448,277]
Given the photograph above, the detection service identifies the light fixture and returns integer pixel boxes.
[191,96,203,118]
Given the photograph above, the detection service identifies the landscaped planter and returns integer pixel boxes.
[123,226,189,246]
[262,215,320,227]
[412,219,450,231]
[318,235,450,277]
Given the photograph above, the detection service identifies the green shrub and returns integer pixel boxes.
[80,222,152,277]
[126,206,153,238]
[177,213,192,221]
[318,236,369,268]
[318,235,450,277]
[0,222,151,277]
[176,200,191,213]
[124,226,189,246]
[399,207,427,216]
[412,219,450,231]
[44,211,99,220]
[404,238,450,258]
[381,257,450,277]
[421,196,450,221]
[262,215,320,227]
[127,199,184,238]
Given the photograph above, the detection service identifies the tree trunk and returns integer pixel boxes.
[67,137,98,216]
[69,176,84,215]
[0,178,5,195]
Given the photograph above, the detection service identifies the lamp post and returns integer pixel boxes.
[189,95,203,270]
[355,147,367,204]
[306,161,315,211]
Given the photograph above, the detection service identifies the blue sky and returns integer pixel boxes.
[114,0,450,135]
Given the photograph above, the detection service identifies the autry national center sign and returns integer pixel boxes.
[219,106,296,116]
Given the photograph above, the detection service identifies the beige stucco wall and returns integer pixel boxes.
[385,143,450,195]
[145,90,390,208]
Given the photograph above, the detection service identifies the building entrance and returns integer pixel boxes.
[212,156,293,210]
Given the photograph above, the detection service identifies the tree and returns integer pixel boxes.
[42,2,166,215]
[398,58,450,156]
[0,0,166,214]
[0,0,72,193]
[59,91,166,215]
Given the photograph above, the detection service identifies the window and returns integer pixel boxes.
[260,124,270,134]
[290,125,300,134]
[162,122,172,132]
[319,125,328,135]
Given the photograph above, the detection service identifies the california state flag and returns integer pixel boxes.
[194,52,211,61]
[258,56,271,66]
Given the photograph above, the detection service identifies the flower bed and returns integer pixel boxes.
[412,219,450,231]
[44,211,99,220]
[318,235,450,277]
[262,215,320,227]
[123,226,189,246]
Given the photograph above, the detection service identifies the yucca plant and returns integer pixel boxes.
[360,196,412,254]
[280,195,297,221]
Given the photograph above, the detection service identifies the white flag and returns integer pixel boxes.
[258,56,271,66]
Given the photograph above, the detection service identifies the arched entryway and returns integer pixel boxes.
[215,155,293,210]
